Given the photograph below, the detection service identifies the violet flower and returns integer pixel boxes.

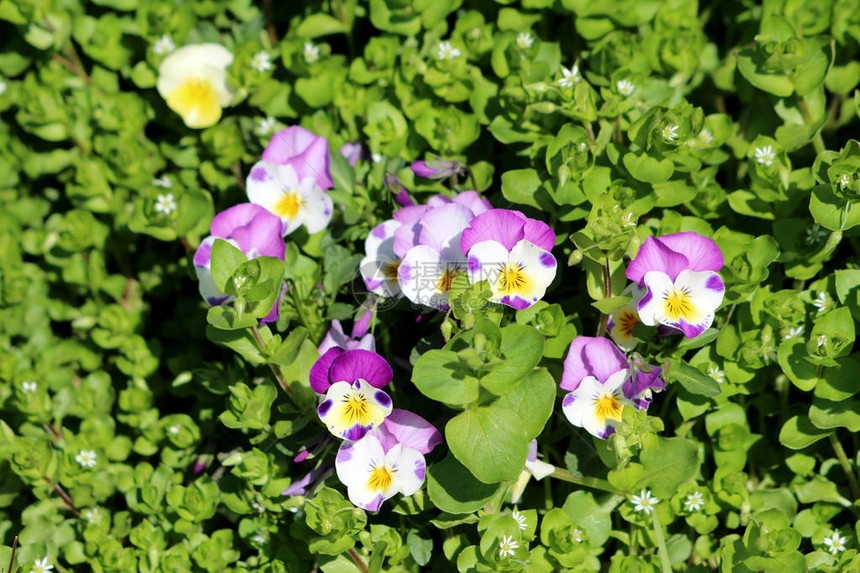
[411,158,464,180]
[262,125,333,190]
[339,141,363,167]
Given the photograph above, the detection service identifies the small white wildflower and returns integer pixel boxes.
[30,558,53,573]
[683,491,705,512]
[616,79,635,96]
[251,51,273,73]
[303,42,320,63]
[516,32,534,50]
[152,175,172,188]
[251,531,268,544]
[816,334,828,348]
[436,41,461,61]
[630,489,659,514]
[812,291,829,312]
[75,450,97,468]
[256,116,275,136]
[754,145,776,167]
[83,508,101,524]
[233,275,248,290]
[578,142,588,152]
[621,212,636,227]
[838,173,851,189]
[168,425,180,435]
[784,325,804,339]
[252,501,266,513]
[511,510,527,530]
[371,152,383,164]
[661,124,680,142]
[153,35,175,56]
[0,79,7,96]
[804,224,828,246]
[762,345,777,364]
[498,535,519,558]
[822,531,847,554]
[699,129,714,145]
[707,366,725,384]
[21,381,38,393]
[154,193,177,215]
[557,65,580,88]
[571,528,584,543]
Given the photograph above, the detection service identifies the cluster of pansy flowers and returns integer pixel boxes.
[559,232,726,440]
[361,161,558,311]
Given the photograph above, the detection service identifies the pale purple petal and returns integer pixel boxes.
[379,409,442,455]
[193,236,215,267]
[417,203,474,254]
[522,217,555,252]
[460,209,526,253]
[282,464,330,496]
[560,337,628,391]
[411,159,463,179]
[623,364,664,402]
[310,347,344,394]
[210,203,286,260]
[329,349,393,388]
[352,308,372,339]
[392,205,430,225]
[385,174,414,207]
[656,232,723,273]
[625,236,690,284]
[339,142,363,166]
[318,321,350,354]
[451,190,493,216]
[262,126,333,190]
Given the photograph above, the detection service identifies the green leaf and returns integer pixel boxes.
[664,360,721,397]
[810,184,860,231]
[210,239,248,293]
[412,350,480,406]
[809,397,860,431]
[501,168,542,208]
[778,415,830,450]
[446,405,529,483]
[479,325,544,395]
[622,151,673,184]
[426,454,501,514]
[294,13,349,37]
[636,437,699,498]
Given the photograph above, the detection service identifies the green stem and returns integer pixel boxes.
[798,97,825,155]
[595,254,611,337]
[829,433,860,501]
[250,325,294,396]
[550,468,621,494]
[651,510,673,573]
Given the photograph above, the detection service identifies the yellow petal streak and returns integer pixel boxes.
[615,309,639,338]
[497,262,529,295]
[273,191,304,220]
[367,464,395,492]
[593,392,622,423]
[340,392,372,426]
[662,287,698,322]
[436,268,460,294]
[166,78,222,128]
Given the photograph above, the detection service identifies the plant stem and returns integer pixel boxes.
[550,468,621,494]
[262,0,278,44]
[829,433,860,501]
[467,168,479,191]
[346,548,368,573]
[596,255,611,337]
[250,325,294,396]
[652,510,673,573]
[798,97,825,155]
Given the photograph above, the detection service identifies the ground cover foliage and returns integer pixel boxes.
[1,0,860,571]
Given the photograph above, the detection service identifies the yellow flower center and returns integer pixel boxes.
[437,268,460,294]
[663,287,695,322]
[498,262,529,295]
[616,309,639,337]
[273,191,303,219]
[594,392,622,422]
[383,260,401,282]
[166,78,222,128]
[341,392,370,425]
[367,464,395,492]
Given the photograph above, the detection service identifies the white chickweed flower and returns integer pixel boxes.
[154,193,177,215]
[251,51,273,73]
[838,173,850,189]
[436,41,461,61]
[630,489,659,514]
[168,425,180,435]
[511,510,527,530]
[30,558,54,573]
[699,129,714,145]
[754,145,776,167]
[153,35,175,56]
[804,224,828,246]
[822,531,847,554]
[571,528,584,543]
[516,32,534,49]
[75,449,97,468]
[152,175,172,188]
[303,42,320,63]
[661,124,680,142]
[83,508,101,524]
[21,381,38,393]
[616,79,635,96]
[557,65,580,88]
[498,535,519,558]
[784,325,804,339]
[251,531,268,545]
[816,334,828,348]
[812,291,829,312]
[256,116,275,136]
[707,366,725,384]
[683,491,705,512]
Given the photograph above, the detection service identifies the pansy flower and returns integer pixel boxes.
[310,349,394,440]
[398,203,475,309]
[411,158,464,180]
[246,161,333,236]
[336,409,441,511]
[460,209,557,310]
[318,312,375,354]
[560,337,663,439]
[360,219,404,299]
[157,44,234,129]
[262,126,333,190]
[607,284,646,351]
[625,232,725,338]
[193,203,285,312]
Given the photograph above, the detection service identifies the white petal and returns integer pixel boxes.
[336,436,393,510]
[465,240,507,287]
[297,180,333,234]
[365,220,401,260]
[638,271,674,326]
[157,43,233,105]
[387,444,426,496]
[525,458,555,480]
[399,246,455,310]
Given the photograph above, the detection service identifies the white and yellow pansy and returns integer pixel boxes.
[157,43,234,129]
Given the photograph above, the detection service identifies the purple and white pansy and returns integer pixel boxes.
[262,125,333,190]
[318,311,376,354]
[335,409,441,511]
[360,219,404,299]
[559,337,664,439]
[192,202,286,308]
[246,159,333,237]
[311,349,394,441]
[625,232,725,339]
[460,209,558,310]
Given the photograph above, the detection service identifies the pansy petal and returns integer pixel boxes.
[399,246,455,310]
[392,205,430,225]
[194,263,230,306]
[417,203,474,256]
[246,161,296,211]
[508,239,557,295]
[365,220,401,260]
[318,320,350,354]
[626,236,691,284]
[460,209,526,254]
[561,337,628,391]
[465,240,508,287]
[637,271,674,327]
[657,232,723,273]
[521,217,555,252]
[451,190,493,216]
[360,254,402,298]
[387,444,426,496]
[309,347,344,394]
[318,380,392,440]
[329,349,393,388]
[380,409,442,455]
[263,126,315,163]
[297,182,334,235]
[335,435,392,510]
[641,270,724,338]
